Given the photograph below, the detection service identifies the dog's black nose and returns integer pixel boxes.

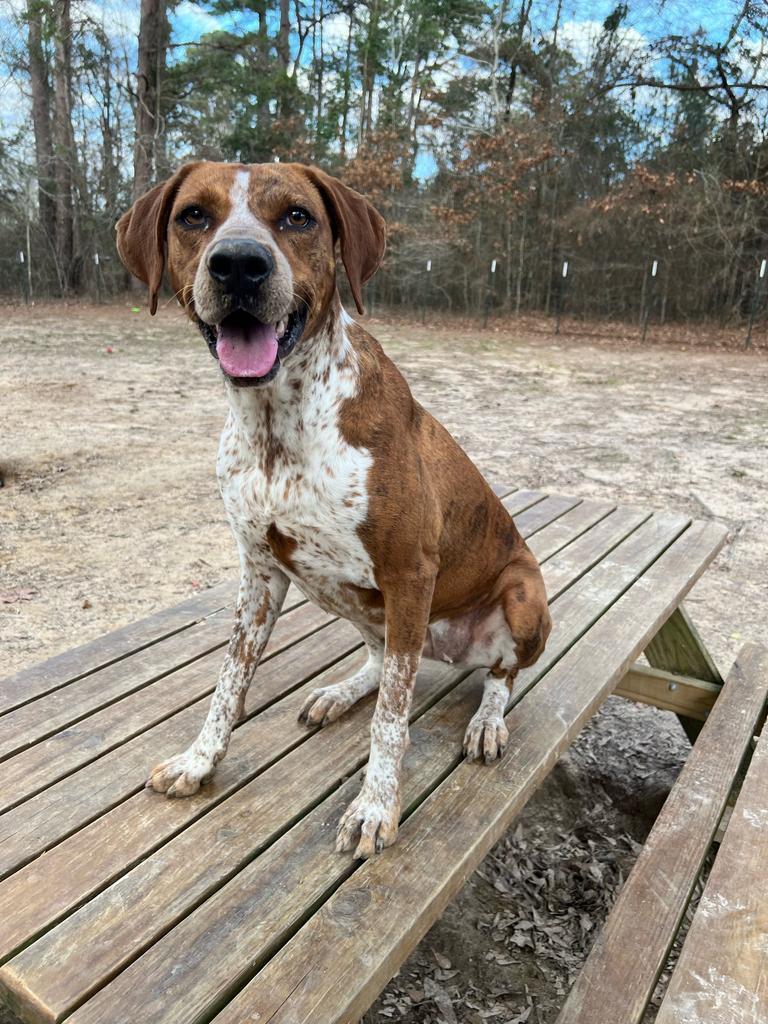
[207,238,274,295]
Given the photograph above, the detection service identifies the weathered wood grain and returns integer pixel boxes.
[645,605,725,743]
[0,488,551,881]
[0,643,370,964]
[0,660,467,1023]
[654,645,768,1024]
[200,521,724,1024]
[615,663,721,721]
[0,601,334,813]
[0,581,237,716]
[0,589,311,764]
[25,514,703,1024]
[0,617,362,880]
[558,642,768,1024]
[645,606,724,686]
[505,493,581,534]
[523,499,615,563]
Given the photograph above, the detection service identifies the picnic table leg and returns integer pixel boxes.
[644,604,724,743]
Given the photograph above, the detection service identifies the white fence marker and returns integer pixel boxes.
[491,259,497,273]
[562,260,568,278]
[18,251,24,264]
[760,258,766,279]
[651,260,658,277]
[426,259,432,272]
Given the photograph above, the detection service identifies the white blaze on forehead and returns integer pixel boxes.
[216,168,262,238]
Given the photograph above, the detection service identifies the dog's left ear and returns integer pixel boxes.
[302,166,386,315]
[116,163,201,315]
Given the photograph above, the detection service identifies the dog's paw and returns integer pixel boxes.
[463,711,509,764]
[336,786,400,859]
[146,749,215,797]
[298,683,358,727]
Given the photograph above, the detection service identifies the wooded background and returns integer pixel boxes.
[1,0,767,326]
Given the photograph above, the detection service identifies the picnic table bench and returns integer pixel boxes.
[0,485,764,1024]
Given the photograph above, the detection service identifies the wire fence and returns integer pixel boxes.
[2,247,766,348]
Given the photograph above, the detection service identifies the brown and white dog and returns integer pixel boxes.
[117,161,551,859]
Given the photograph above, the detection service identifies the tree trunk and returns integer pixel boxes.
[277,0,290,70]
[52,0,79,294]
[339,8,354,157]
[133,0,168,201]
[27,0,56,246]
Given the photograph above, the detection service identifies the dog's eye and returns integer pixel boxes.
[281,207,312,231]
[178,206,208,229]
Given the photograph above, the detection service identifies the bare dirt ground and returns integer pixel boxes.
[2,301,767,1023]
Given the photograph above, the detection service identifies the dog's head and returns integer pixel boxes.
[116,162,386,386]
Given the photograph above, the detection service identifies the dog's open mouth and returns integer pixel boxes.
[207,307,307,386]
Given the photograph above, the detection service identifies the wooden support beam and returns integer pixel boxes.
[615,663,721,721]
[644,604,724,742]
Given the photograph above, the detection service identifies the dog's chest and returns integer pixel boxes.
[217,381,377,604]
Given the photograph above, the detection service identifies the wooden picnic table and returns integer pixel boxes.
[0,485,746,1024]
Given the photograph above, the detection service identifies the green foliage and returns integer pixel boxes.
[2,0,767,322]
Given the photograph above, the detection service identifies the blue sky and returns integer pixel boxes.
[0,0,761,181]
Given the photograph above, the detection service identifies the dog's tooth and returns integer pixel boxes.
[276,319,287,339]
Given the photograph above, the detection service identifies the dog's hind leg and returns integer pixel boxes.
[299,626,383,727]
[463,669,514,763]
[464,550,551,764]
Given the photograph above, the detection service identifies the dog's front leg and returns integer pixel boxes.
[336,573,434,859]
[147,559,289,797]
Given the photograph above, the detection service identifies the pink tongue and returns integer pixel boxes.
[216,319,278,378]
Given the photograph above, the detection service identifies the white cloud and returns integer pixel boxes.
[82,1,141,43]
[558,18,648,67]
[171,2,226,39]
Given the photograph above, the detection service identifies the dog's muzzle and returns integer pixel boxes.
[195,237,307,388]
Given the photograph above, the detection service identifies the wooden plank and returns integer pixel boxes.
[0,618,362,881]
[0,490,545,885]
[0,601,333,813]
[18,513,701,1024]
[505,493,581,535]
[490,481,515,496]
[0,644,369,964]
[534,505,651,598]
[65,678,486,1024]
[558,643,768,1024]
[615,663,721,722]
[0,660,467,1024]
[523,500,615,563]
[0,587,308,764]
[0,581,237,717]
[655,648,768,1024]
[499,487,545,510]
[197,521,725,1024]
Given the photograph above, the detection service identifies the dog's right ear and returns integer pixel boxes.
[116,163,201,315]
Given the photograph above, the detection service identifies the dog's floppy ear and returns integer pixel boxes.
[116,163,201,315]
[302,166,386,315]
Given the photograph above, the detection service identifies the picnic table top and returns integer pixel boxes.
[0,486,726,1024]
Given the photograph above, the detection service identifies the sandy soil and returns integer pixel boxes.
[1,302,767,1022]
